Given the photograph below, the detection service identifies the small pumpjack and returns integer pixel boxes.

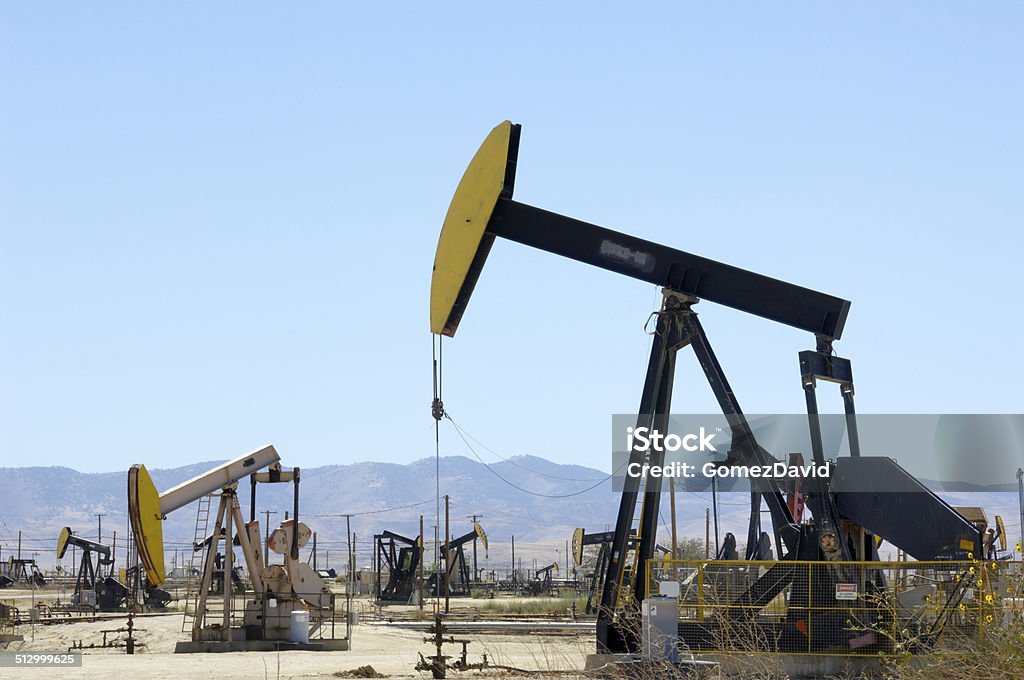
[572,528,639,614]
[192,530,246,595]
[425,522,487,598]
[375,530,423,603]
[56,527,123,611]
[954,507,1008,560]
[526,562,558,596]
[124,565,172,609]
[128,446,344,650]
[5,557,45,587]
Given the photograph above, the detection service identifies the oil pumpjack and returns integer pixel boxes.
[572,528,637,615]
[375,530,424,603]
[128,445,347,650]
[57,527,127,611]
[430,121,985,656]
[426,522,488,598]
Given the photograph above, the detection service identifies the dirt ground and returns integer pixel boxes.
[1,609,592,680]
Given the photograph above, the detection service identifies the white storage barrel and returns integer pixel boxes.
[290,610,309,643]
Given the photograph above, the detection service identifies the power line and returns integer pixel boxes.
[304,497,436,519]
[446,418,608,483]
[446,414,616,498]
[0,512,16,545]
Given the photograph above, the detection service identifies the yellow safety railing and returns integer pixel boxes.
[645,557,1024,657]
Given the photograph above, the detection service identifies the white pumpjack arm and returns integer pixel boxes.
[159,446,280,516]
[128,445,280,586]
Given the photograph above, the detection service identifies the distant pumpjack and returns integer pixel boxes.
[375,530,423,603]
[57,527,124,611]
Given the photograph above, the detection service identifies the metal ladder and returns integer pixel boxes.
[181,494,212,633]
[615,482,650,610]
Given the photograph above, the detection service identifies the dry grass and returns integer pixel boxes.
[478,596,587,617]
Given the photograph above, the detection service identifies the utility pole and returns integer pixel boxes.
[510,535,515,585]
[312,532,317,571]
[262,510,277,566]
[345,515,353,643]
[711,478,721,557]
[705,508,710,559]
[468,514,482,584]
[96,513,107,544]
[418,515,425,610]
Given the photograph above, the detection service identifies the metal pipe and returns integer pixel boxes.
[291,467,300,561]
[444,494,450,613]
[250,473,257,523]
[842,384,862,457]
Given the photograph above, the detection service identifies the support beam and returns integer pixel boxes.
[488,200,850,339]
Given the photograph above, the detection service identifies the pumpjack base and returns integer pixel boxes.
[174,639,349,653]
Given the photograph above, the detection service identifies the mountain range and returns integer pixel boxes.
[0,455,1018,574]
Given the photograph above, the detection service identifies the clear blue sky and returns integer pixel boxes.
[2,4,1021,475]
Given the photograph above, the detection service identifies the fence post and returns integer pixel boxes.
[806,562,813,653]
[697,561,705,623]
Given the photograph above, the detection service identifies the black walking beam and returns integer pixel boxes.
[430,121,850,341]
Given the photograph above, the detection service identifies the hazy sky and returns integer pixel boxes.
[3,4,1021,478]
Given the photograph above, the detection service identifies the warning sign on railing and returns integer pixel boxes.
[835,583,858,600]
